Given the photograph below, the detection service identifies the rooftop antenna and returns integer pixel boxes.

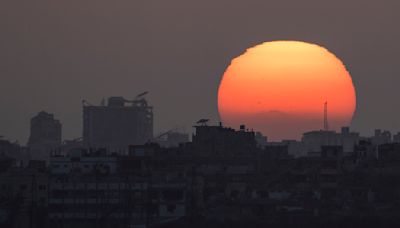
[324,101,329,131]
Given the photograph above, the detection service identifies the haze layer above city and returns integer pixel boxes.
[1,0,400,143]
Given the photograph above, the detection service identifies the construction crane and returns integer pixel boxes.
[83,93,149,107]
[135,91,149,99]
[123,92,149,107]
[153,128,178,141]
[82,99,94,106]
[196,119,209,126]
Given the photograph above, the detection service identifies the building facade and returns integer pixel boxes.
[83,97,153,152]
[28,111,62,163]
[28,111,62,147]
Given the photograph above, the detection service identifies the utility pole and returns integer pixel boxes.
[324,101,329,131]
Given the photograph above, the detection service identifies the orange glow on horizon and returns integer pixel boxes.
[218,41,356,140]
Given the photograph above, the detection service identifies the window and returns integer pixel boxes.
[39,197,46,205]
[167,204,176,213]
[20,184,28,191]
[38,185,46,190]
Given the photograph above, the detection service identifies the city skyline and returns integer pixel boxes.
[2,0,400,143]
[3,96,400,147]
[2,114,400,227]
[3,1,400,227]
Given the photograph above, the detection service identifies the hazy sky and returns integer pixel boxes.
[1,0,400,143]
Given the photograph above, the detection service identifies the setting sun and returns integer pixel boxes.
[218,41,356,140]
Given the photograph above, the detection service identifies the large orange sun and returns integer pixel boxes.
[218,40,356,141]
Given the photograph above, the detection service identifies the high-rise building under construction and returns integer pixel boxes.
[82,95,153,150]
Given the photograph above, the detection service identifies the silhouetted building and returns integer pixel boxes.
[321,145,343,158]
[355,139,376,159]
[5,117,400,227]
[0,166,48,227]
[27,111,61,163]
[48,147,187,228]
[0,155,15,172]
[372,129,392,145]
[255,131,268,148]
[1,136,29,167]
[192,124,256,156]
[283,140,307,157]
[261,143,290,159]
[56,138,84,156]
[0,137,21,160]
[50,148,117,175]
[393,132,400,143]
[377,143,400,162]
[28,111,61,146]
[302,127,359,156]
[83,96,153,152]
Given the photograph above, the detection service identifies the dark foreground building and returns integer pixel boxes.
[2,125,400,227]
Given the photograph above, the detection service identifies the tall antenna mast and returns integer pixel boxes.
[324,101,329,131]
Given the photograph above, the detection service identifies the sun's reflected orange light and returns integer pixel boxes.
[218,41,356,140]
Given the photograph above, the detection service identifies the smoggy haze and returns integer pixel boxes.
[1,0,400,143]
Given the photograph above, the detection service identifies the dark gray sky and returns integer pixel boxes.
[1,0,400,144]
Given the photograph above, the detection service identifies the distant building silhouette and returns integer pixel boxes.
[255,131,268,148]
[28,111,61,146]
[28,111,62,163]
[302,127,359,156]
[192,124,256,156]
[83,96,153,152]
[371,129,392,145]
[393,132,400,143]
[0,138,21,160]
